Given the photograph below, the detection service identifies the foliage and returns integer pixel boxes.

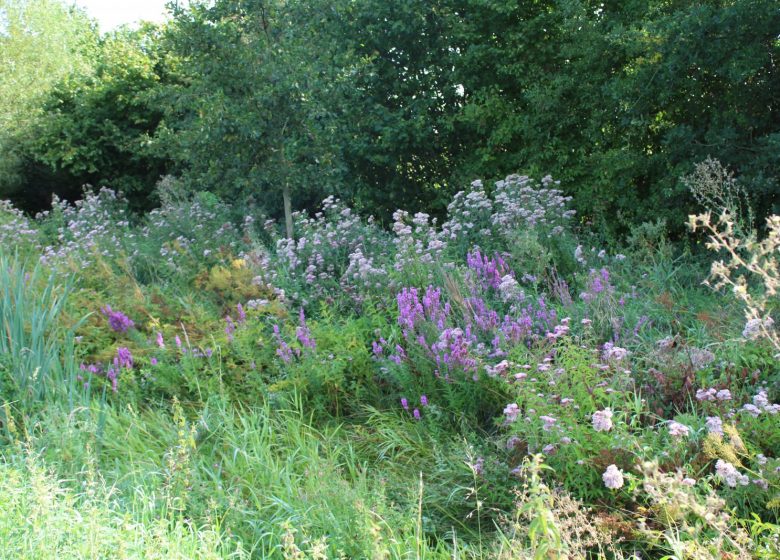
[27,26,173,212]
[158,0,352,231]
[447,0,780,236]
[0,0,98,208]
[1,1,780,554]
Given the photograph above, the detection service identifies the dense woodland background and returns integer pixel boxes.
[2,0,778,235]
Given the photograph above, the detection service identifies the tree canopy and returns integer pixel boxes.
[2,0,777,234]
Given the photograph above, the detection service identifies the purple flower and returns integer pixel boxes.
[413,408,421,420]
[504,403,520,423]
[101,305,134,333]
[237,302,246,324]
[540,415,557,431]
[716,460,749,487]
[225,315,236,341]
[716,389,732,401]
[156,332,165,348]
[401,397,409,410]
[295,309,316,350]
[115,347,133,369]
[106,366,119,393]
[420,394,428,406]
[397,287,424,332]
[272,324,293,363]
[175,335,182,349]
[150,357,158,366]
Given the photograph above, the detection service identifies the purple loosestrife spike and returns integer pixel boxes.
[413,408,421,420]
[225,316,236,341]
[175,335,182,349]
[295,309,316,350]
[401,397,409,410]
[107,366,118,393]
[116,347,133,369]
[237,303,246,324]
[101,305,134,333]
[156,332,165,348]
[420,395,428,406]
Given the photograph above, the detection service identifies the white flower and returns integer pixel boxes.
[574,245,586,264]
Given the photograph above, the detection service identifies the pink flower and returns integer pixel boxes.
[592,408,613,432]
[668,421,690,438]
[504,403,520,423]
[540,415,557,431]
[603,465,624,489]
[715,460,748,487]
[705,416,723,435]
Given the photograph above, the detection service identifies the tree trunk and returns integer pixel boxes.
[283,181,293,239]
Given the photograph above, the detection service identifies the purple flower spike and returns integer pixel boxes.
[115,347,133,369]
[401,397,409,410]
[225,315,236,341]
[156,332,165,348]
[420,395,428,406]
[413,408,421,420]
[101,305,134,333]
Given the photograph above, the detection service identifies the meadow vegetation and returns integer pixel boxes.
[1,0,779,558]
[1,163,779,558]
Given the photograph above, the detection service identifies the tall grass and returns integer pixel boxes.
[0,453,248,560]
[6,396,464,559]
[0,251,84,408]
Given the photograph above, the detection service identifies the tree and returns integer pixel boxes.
[161,0,351,237]
[0,0,97,207]
[330,0,463,221]
[447,0,780,236]
[29,26,173,211]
